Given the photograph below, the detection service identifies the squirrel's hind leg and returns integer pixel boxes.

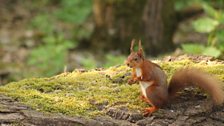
[139,95,159,116]
[139,94,150,103]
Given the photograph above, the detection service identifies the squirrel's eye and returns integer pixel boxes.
[134,58,138,61]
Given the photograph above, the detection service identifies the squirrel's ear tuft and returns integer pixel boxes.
[130,39,135,52]
[138,40,144,58]
[138,40,142,51]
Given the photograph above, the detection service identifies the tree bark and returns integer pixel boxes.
[143,0,176,56]
[89,0,146,54]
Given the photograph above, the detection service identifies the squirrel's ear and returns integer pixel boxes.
[130,39,135,52]
[138,40,143,53]
[137,40,144,58]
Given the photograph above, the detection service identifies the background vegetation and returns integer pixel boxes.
[0,0,224,84]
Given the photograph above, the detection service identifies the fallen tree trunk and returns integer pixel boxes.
[0,56,224,125]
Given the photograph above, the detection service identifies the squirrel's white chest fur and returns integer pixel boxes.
[136,68,153,98]
[136,68,142,78]
[140,81,153,98]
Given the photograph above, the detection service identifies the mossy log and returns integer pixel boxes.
[0,58,223,118]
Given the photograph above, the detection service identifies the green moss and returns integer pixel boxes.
[0,59,223,117]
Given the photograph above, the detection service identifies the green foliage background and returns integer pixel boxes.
[179,1,224,58]
[27,0,93,77]
[21,0,224,77]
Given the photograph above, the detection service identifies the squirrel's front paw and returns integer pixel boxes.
[128,79,137,84]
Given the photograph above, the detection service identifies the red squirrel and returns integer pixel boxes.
[126,39,224,116]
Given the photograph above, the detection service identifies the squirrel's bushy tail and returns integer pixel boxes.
[168,68,224,105]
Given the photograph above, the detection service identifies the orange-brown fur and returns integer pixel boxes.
[126,39,224,116]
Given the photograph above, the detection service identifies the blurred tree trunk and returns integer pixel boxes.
[89,0,147,53]
[143,0,176,56]
[89,0,176,56]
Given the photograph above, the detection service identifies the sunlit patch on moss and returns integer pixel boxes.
[0,59,223,117]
